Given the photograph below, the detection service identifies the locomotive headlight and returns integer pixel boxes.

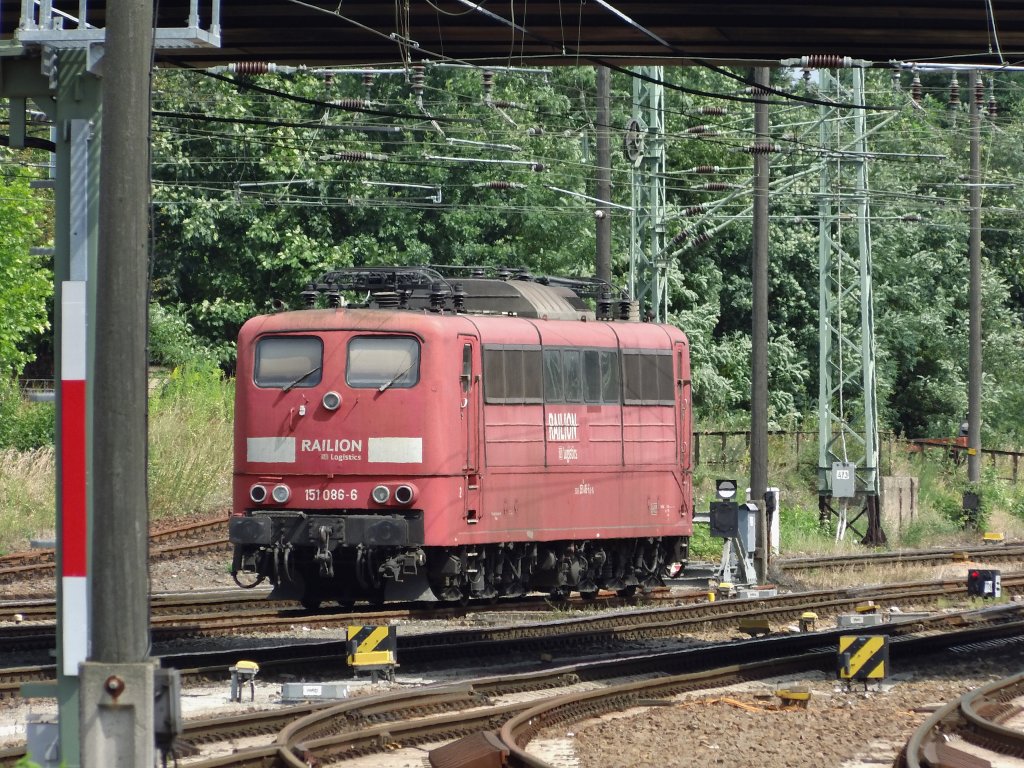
[271,484,291,503]
[394,484,417,506]
[322,391,342,411]
[371,485,390,504]
[250,484,268,503]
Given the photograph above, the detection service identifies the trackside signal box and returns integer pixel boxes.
[967,569,1001,598]
[346,625,397,682]
[838,635,889,682]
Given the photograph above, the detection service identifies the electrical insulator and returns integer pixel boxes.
[597,290,613,321]
[493,99,521,109]
[362,73,375,90]
[799,54,853,69]
[331,98,367,110]
[669,230,688,247]
[743,143,780,155]
[974,79,985,109]
[452,283,467,313]
[594,210,606,219]
[695,165,720,174]
[890,67,900,90]
[744,85,772,96]
[429,282,447,313]
[229,62,274,75]
[482,70,494,94]
[702,182,732,191]
[325,284,341,308]
[987,88,998,119]
[692,230,713,246]
[948,74,960,109]
[686,125,715,135]
[682,204,707,217]
[476,181,518,190]
[411,64,425,96]
[697,106,727,116]
[331,150,388,162]
[530,163,546,172]
[901,213,923,223]
[527,127,544,136]
[911,72,922,103]
[301,284,318,308]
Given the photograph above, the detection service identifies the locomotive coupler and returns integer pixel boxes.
[313,525,335,578]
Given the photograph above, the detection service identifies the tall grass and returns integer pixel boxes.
[0,364,233,552]
[148,364,233,521]
[0,447,56,553]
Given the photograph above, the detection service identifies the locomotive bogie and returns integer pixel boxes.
[230,280,694,608]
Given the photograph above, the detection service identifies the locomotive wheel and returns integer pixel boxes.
[616,585,638,598]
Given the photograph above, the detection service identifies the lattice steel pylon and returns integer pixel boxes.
[816,67,885,545]
[627,67,668,322]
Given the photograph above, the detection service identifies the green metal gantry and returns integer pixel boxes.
[627,66,668,322]
[815,67,884,544]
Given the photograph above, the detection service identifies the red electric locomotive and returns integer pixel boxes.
[229,267,693,608]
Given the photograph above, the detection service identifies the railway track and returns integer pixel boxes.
[3,572,1022,658]
[0,516,229,585]
[155,612,1024,767]
[1,599,1022,766]
[896,671,1024,767]
[776,543,1024,572]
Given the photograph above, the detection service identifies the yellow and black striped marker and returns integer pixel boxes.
[346,625,397,671]
[837,635,888,681]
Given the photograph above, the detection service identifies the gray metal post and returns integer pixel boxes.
[967,69,982,487]
[595,65,612,284]
[82,0,156,762]
[750,67,770,581]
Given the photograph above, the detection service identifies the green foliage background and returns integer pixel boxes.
[5,65,1024,444]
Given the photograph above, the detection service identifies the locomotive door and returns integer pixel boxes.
[674,342,692,472]
[459,336,481,518]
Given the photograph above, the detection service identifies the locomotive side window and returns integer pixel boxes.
[600,350,621,402]
[562,350,583,403]
[583,350,601,402]
[544,349,564,403]
[623,350,674,405]
[347,336,420,389]
[254,336,323,389]
[484,346,542,403]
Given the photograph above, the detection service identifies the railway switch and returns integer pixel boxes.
[837,635,889,683]
[229,660,259,702]
[347,625,398,682]
[966,569,1001,598]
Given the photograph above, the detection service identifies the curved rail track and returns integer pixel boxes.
[153,614,1024,767]
[897,671,1024,767]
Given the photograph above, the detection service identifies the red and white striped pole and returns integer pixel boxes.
[60,280,88,676]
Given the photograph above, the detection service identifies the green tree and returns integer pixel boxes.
[0,157,51,376]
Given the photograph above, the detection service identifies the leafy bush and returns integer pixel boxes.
[0,378,54,450]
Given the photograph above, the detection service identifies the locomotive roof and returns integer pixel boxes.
[240,305,688,350]
[299,266,616,320]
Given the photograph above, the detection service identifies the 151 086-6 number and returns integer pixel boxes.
[305,488,359,502]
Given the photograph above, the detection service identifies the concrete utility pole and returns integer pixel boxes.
[81,0,156,763]
[967,69,983,489]
[750,67,770,582]
[595,66,612,285]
